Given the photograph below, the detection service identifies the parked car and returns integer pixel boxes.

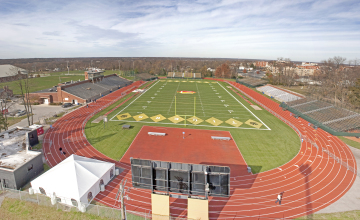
[15,110,27,117]
[62,103,72,108]
[9,109,21,116]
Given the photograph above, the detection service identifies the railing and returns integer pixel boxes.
[322,148,358,177]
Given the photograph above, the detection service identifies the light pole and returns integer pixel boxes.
[66,61,69,75]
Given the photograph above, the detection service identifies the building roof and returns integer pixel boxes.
[0,64,28,78]
[0,127,40,170]
[63,76,131,100]
[30,154,114,200]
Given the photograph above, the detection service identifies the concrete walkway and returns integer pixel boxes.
[316,145,360,213]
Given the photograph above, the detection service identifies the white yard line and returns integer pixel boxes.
[196,82,206,116]
[109,80,160,121]
[217,82,271,130]
[167,81,181,114]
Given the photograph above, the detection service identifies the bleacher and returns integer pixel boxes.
[257,85,303,103]
[63,76,131,101]
[167,72,202,79]
[135,73,157,81]
[284,98,360,134]
[184,72,192,78]
[237,77,268,88]
[194,73,202,79]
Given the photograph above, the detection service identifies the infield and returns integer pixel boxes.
[110,80,269,130]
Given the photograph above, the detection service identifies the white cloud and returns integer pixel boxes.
[0,0,359,61]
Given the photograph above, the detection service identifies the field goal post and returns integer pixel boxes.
[175,96,196,127]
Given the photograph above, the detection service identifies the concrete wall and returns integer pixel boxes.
[0,168,17,189]
[14,152,43,190]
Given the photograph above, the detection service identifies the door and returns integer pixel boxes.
[44,99,49,104]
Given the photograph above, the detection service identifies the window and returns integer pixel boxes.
[39,187,46,195]
[71,199,78,206]
[27,164,33,172]
[99,179,104,190]
[110,169,114,179]
[87,192,93,202]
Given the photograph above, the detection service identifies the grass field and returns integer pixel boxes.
[110,80,269,130]
[85,80,300,173]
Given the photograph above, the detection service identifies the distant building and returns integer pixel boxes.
[0,86,13,98]
[0,64,28,83]
[0,127,42,190]
[256,61,269,68]
[84,68,104,81]
[295,65,319,76]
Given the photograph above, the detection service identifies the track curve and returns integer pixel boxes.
[43,79,356,219]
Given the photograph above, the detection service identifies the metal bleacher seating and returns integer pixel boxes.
[63,76,130,101]
[257,85,302,103]
[286,98,360,133]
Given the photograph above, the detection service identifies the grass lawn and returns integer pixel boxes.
[339,137,360,150]
[0,198,110,220]
[85,80,300,173]
[295,210,360,219]
[6,115,29,127]
[0,75,86,95]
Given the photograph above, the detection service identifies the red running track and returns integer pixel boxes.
[43,79,357,219]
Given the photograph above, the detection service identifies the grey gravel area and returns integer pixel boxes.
[315,144,360,214]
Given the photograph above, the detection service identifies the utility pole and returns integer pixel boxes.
[66,61,69,75]
[115,179,129,220]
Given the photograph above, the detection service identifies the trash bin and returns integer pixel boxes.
[247,166,252,173]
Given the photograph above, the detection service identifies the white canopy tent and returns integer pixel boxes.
[30,154,115,210]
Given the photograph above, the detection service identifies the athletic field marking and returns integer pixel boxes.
[218,82,271,131]
[167,81,181,114]
[195,82,206,117]
[110,80,160,121]
[112,119,269,130]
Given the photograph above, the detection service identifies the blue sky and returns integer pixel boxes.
[0,0,359,62]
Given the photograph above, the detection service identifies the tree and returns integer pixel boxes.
[348,78,360,106]
[214,63,231,78]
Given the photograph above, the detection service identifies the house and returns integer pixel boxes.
[0,86,13,98]
[0,64,28,83]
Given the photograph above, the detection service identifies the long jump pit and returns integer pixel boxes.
[121,125,249,177]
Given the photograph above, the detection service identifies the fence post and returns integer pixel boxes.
[19,189,21,200]
[97,205,99,216]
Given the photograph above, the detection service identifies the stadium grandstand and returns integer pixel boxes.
[29,74,131,105]
[281,98,360,136]
[257,85,303,103]
[167,72,202,79]
[135,73,157,81]
[236,77,268,88]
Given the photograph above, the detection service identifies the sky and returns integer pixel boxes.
[0,0,360,62]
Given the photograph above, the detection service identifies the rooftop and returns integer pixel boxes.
[0,127,41,171]
[0,64,28,78]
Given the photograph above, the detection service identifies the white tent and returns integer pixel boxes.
[30,154,115,209]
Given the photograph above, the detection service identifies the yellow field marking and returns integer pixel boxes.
[205,117,223,126]
[133,113,149,121]
[225,118,243,127]
[203,82,209,83]
[245,119,263,129]
[196,81,202,83]
[160,80,165,82]
[168,80,173,82]
[211,82,217,83]
[174,80,180,82]
[168,115,185,124]
[116,113,131,120]
[189,81,194,82]
[187,116,203,125]
[150,114,167,122]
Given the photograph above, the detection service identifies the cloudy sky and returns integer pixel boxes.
[1,0,359,62]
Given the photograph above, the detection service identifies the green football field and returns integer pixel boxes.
[86,79,300,173]
[110,79,269,130]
